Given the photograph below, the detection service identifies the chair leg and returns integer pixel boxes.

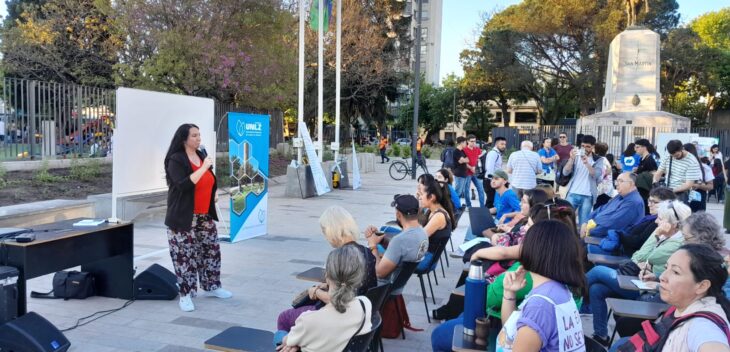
[428,273,436,305]
[379,336,384,352]
[449,236,454,251]
[440,257,446,279]
[418,275,431,323]
[433,269,439,286]
[443,250,450,267]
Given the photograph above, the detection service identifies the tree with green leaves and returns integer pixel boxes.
[1,0,121,87]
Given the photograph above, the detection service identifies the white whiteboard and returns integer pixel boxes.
[113,88,215,216]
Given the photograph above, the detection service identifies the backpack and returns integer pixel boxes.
[381,294,423,338]
[441,147,455,169]
[617,306,730,352]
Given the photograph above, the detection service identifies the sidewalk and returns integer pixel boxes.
[24,158,728,351]
[25,159,463,351]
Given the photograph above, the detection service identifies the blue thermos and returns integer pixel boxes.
[463,259,486,335]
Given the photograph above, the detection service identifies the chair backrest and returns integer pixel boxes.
[415,236,451,274]
[468,206,496,236]
[343,312,382,352]
[584,335,608,352]
[388,261,419,295]
[365,283,391,314]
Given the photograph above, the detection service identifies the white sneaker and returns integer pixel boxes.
[205,288,233,299]
[179,294,195,312]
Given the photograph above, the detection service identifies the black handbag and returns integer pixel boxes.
[31,271,96,300]
[617,261,641,276]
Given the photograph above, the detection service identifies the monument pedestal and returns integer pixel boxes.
[284,164,317,199]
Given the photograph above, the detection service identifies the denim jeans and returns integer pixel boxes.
[467,175,485,207]
[454,176,468,206]
[431,314,465,351]
[585,265,640,337]
[567,193,594,226]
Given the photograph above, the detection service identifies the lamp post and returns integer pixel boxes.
[411,0,422,179]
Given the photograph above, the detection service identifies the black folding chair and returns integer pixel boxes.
[383,261,420,340]
[364,284,390,352]
[343,313,382,352]
[413,236,450,323]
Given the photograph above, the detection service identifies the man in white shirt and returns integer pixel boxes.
[484,137,506,208]
[505,140,542,197]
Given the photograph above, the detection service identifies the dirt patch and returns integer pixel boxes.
[0,166,113,206]
[0,155,291,207]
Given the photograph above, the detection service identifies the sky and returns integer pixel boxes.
[439,0,730,84]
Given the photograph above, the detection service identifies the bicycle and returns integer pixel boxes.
[389,157,429,180]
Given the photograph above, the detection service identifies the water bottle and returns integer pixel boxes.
[463,259,486,336]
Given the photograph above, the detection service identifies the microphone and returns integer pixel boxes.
[199,145,208,158]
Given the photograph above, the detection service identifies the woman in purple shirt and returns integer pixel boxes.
[498,220,588,352]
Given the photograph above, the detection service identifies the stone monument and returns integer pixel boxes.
[577,6,690,155]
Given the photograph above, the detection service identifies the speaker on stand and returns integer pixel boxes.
[0,312,70,352]
[133,264,179,300]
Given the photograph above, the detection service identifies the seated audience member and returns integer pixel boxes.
[586,200,691,345]
[580,172,645,238]
[610,244,730,352]
[432,220,587,351]
[484,189,548,245]
[276,206,376,332]
[431,205,577,322]
[276,245,373,352]
[591,187,676,256]
[490,170,522,222]
[365,194,428,290]
[535,183,573,208]
[415,174,456,271]
[464,169,521,241]
[434,168,462,214]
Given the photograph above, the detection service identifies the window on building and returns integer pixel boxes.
[493,112,503,123]
[515,112,537,123]
[421,9,429,21]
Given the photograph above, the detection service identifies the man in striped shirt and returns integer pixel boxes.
[505,140,542,197]
[653,140,701,202]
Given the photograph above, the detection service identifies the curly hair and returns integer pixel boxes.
[683,212,725,251]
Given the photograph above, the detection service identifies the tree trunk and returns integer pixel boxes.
[269,108,284,148]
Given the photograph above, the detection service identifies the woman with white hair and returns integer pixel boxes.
[275,206,376,333]
[586,200,693,345]
[277,245,373,352]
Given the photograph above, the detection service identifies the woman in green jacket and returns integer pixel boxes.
[586,200,692,345]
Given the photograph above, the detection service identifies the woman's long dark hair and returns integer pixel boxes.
[164,123,199,186]
[623,143,636,158]
[683,143,706,182]
[680,243,730,317]
[529,203,577,238]
[520,220,587,298]
[418,173,456,230]
[523,189,548,209]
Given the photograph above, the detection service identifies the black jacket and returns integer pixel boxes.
[164,150,218,232]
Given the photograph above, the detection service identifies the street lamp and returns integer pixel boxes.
[411,0,421,179]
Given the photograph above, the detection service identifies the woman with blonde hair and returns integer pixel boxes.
[275,206,376,333]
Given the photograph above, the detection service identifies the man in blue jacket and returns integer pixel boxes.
[580,172,645,238]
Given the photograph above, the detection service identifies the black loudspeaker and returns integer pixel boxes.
[134,264,178,300]
[0,312,70,352]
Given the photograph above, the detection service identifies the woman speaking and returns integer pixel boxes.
[164,123,231,312]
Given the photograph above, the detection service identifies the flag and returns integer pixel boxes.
[309,0,333,32]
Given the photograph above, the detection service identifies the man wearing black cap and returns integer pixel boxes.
[365,194,428,286]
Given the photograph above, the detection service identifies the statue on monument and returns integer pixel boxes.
[626,0,650,27]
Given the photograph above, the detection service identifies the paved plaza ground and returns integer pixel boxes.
[23,158,728,351]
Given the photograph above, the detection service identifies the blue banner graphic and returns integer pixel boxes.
[228,113,269,242]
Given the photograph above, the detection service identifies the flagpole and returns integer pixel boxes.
[334,0,341,164]
[297,0,305,164]
[317,0,324,159]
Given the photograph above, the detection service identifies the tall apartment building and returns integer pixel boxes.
[413,0,443,86]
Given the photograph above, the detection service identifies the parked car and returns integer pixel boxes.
[395,138,411,146]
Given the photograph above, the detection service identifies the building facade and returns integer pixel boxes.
[438,99,542,141]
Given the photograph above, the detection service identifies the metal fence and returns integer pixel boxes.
[494,125,730,158]
[1,78,115,161]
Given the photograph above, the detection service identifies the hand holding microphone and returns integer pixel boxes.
[199,144,213,169]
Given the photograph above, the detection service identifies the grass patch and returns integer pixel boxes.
[34,161,65,183]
